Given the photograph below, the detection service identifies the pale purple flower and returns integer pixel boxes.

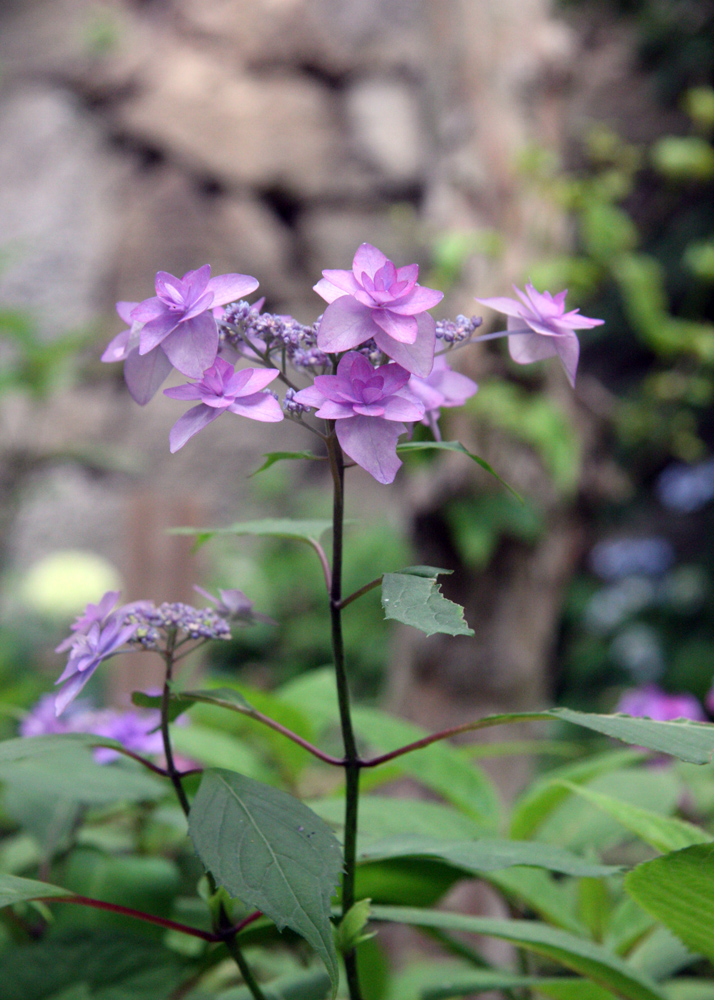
[55,616,138,716]
[475,283,604,387]
[314,243,443,377]
[616,685,706,722]
[293,352,424,484]
[193,585,276,626]
[163,357,283,453]
[21,695,164,763]
[55,590,121,653]
[408,355,478,438]
[102,266,259,404]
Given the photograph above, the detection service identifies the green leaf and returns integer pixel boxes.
[357,834,619,877]
[534,770,681,854]
[188,769,343,996]
[387,962,604,1000]
[370,906,667,1000]
[485,867,584,935]
[169,725,272,780]
[0,747,165,804]
[250,451,325,476]
[510,749,645,839]
[628,925,696,981]
[550,709,714,765]
[396,440,521,498]
[217,967,331,1000]
[335,898,375,953]
[0,931,188,1000]
[557,781,712,853]
[309,795,487,843]
[625,843,714,961]
[0,873,74,908]
[381,567,474,637]
[351,707,500,825]
[0,733,124,762]
[170,518,332,544]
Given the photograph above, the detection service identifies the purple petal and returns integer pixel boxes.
[313,374,355,404]
[124,346,174,405]
[388,285,444,315]
[163,381,204,401]
[372,310,418,344]
[507,328,559,365]
[352,403,387,417]
[554,332,580,387]
[101,329,132,363]
[207,272,260,307]
[473,295,526,319]
[116,301,139,325]
[155,271,186,304]
[183,290,215,321]
[381,395,425,421]
[234,367,281,396]
[168,404,221,452]
[131,297,165,323]
[139,311,181,353]
[317,297,378,352]
[314,400,357,419]
[55,668,97,716]
[336,352,374,383]
[352,243,389,282]
[292,385,326,408]
[395,263,419,291]
[552,311,604,332]
[378,363,411,395]
[313,277,350,305]
[228,394,284,422]
[336,416,405,484]
[374,313,436,377]
[319,269,363,297]
[180,266,212,307]
[161,313,219,378]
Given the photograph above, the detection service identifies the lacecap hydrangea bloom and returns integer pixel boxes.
[315,243,443,377]
[163,357,283,453]
[102,266,258,404]
[293,352,424,484]
[475,283,604,387]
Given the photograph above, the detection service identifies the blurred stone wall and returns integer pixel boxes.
[0,0,591,713]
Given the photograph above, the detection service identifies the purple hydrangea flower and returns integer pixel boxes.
[163,357,284,453]
[475,283,604,387]
[193,585,276,626]
[314,243,443,377]
[102,266,259,404]
[408,355,478,438]
[616,685,706,722]
[55,615,139,716]
[55,590,121,653]
[21,695,164,763]
[293,352,425,484]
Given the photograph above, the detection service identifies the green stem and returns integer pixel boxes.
[222,933,269,1000]
[160,633,191,818]
[327,430,363,1000]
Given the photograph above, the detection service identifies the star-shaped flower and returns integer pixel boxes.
[475,283,604,387]
[102,266,259,403]
[314,244,443,377]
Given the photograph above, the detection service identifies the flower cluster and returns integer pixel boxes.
[101,242,603,484]
[21,694,165,763]
[54,592,243,714]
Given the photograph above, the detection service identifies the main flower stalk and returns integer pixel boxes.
[327,428,363,1000]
